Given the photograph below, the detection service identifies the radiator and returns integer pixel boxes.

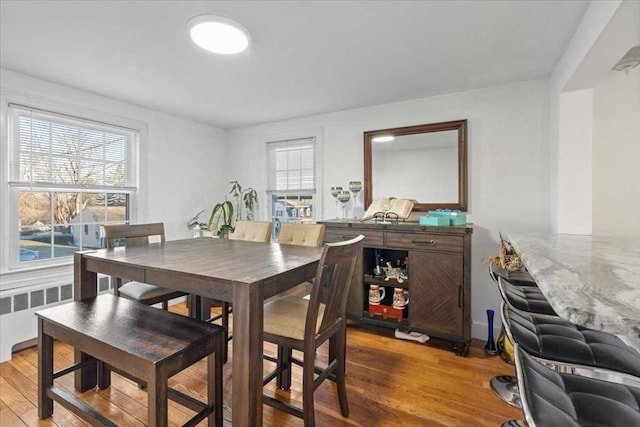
[0,275,111,362]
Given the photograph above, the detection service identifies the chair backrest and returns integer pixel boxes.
[230,221,272,243]
[104,223,165,249]
[278,223,325,247]
[305,235,364,343]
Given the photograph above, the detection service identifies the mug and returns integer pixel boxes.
[392,288,409,308]
[368,284,386,305]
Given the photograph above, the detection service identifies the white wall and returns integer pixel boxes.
[593,67,640,237]
[549,0,639,233]
[0,69,228,361]
[227,79,551,339]
[556,89,593,234]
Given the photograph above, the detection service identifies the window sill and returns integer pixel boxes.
[0,262,74,292]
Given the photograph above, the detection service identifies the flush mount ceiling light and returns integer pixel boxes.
[187,15,250,54]
[372,136,395,143]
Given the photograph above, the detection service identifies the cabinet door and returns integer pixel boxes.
[346,254,364,320]
[409,251,463,337]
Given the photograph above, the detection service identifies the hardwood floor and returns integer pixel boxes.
[0,302,522,426]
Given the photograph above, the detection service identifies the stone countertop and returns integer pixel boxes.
[506,232,640,339]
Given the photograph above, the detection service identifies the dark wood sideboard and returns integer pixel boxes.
[319,220,473,356]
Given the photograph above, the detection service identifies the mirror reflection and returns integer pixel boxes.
[364,120,467,212]
[372,130,458,203]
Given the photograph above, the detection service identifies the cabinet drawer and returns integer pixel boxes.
[386,231,463,252]
[324,229,384,247]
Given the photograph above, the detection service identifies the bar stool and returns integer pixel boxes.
[507,344,640,427]
[488,263,538,365]
[494,284,640,411]
[489,262,537,287]
[496,277,556,316]
[491,277,557,407]
[504,302,640,383]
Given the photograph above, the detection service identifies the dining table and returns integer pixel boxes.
[73,237,324,427]
[505,231,640,340]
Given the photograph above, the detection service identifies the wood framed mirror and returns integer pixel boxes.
[364,119,467,213]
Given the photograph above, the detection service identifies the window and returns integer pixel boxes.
[7,104,138,266]
[267,137,315,240]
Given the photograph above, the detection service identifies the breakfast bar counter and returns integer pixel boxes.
[505,232,640,339]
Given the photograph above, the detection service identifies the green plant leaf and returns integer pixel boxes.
[207,200,234,233]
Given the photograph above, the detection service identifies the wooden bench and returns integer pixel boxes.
[37,294,224,426]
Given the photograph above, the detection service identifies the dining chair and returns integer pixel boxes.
[277,223,325,248]
[230,220,273,242]
[200,220,273,362]
[103,223,187,309]
[262,234,364,427]
[277,223,326,296]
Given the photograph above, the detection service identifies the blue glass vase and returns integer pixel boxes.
[485,309,498,356]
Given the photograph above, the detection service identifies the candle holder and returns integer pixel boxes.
[337,190,351,219]
[348,181,362,219]
[330,186,343,219]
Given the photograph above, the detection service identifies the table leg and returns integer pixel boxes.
[38,318,53,419]
[73,252,99,392]
[232,283,264,427]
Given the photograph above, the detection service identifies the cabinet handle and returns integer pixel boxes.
[458,286,462,308]
[412,239,436,246]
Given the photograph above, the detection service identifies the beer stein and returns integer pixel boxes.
[392,288,409,308]
[368,284,386,305]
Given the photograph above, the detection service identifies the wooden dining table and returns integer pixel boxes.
[73,237,324,427]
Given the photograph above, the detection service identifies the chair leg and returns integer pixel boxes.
[302,349,316,427]
[209,333,223,427]
[222,302,230,364]
[199,298,230,364]
[38,319,54,419]
[200,297,212,321]
[334,327,349,417]
[97,360,111,389]
[276,345,292,389]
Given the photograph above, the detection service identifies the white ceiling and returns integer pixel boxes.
[0,0,589,130]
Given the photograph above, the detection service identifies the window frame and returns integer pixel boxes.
[266,135,319,240]
[0,92,147,274]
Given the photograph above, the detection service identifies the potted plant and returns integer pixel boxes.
[229,181,258,221]
[206,200,234,238]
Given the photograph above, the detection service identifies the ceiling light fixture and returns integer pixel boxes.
[187,15,251,54]
[372,136,395,143]
[612,46,640,74]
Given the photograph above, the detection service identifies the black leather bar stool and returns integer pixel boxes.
[497,277,556,316]
[489,262,537,287]
[491,277,557,407]
[488,263,538,366]
[495,290,640,411]
[504,303,640,382]
[507,344,640,427]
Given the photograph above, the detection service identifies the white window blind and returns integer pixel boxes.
[267,137,315,194]
[8,104,137,190]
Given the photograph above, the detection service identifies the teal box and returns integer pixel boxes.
[419,215,450,226]
[449,211,467,226]
[426,210,467,226]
